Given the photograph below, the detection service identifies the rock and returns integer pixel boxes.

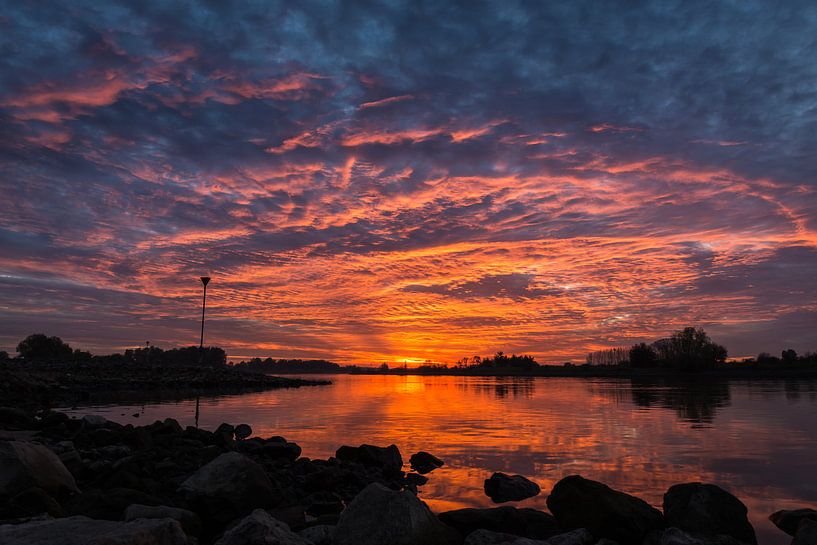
[335,482,457,545]
[464,528,538,545]
[125,504,201,537]
[769,508,817,536]
[179,452,275,523]
[81,415,109,428]
[214,508,310,545]
[410,451,444,474]
[484,473,541,503]
[262,441,302,461]
[547,529,595,545]
[439,506,560,540]
[546,475,664,544]
[335,444,403,476]
[0,440,79,497]
[0,407,34,429]
[4,486,64,517]
[794,519,817,545]
[658,527,746,545]
[298,524,335,545]
[234,424,252,440]
[0,515,188,545]
[663,483,756,545]
[405,473,429,487]
[65,487,162,520]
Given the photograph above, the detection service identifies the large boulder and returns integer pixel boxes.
[0,440,79,498]
[462,528,593,545]
[179,452,275,524]
[334,482,457,545]
[658,527,747,545]
[546,529,595,545]
[485,473,541,503]
[769,508,817,536]
[793,519,817,545]
[298,524,335,545]
[439,506,560,539]
[546,475,664,544]
[335,444,403,476]
[663,483,756,545]
[410,451,444,474]
[214,509,310,545]
[125,504,202,537]
[0,515,188,545]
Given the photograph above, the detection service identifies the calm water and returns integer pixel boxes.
[66,375,817,544]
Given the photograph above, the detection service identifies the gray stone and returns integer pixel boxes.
[298,524,335,545]
[335,482,457,545]
[179,452,275,522]
[409,451,444,474]
[234,424,252,440]
[546,475,664,545]
[125,504,201,537]
[484,473,541,503]
[464,529,540,545]
[439,506,559,540]
[663,483,756,545]
[658,527,745,545]
[81,415,109,428]
[0,440,79,497]
[214,509,310,545]
[769,508,817,536]
[335,444,403,477]
[0,515,188,545]
[546,529,595,545]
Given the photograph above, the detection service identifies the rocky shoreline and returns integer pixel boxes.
[0,362,330,408]
[1,408,815,545]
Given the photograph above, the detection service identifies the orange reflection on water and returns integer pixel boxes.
[69,376,817,545]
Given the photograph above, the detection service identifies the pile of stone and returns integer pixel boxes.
[0,407,812,545]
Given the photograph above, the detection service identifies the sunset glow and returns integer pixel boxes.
[1,3,816,363]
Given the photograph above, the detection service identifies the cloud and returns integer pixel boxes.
[1,1,817,362]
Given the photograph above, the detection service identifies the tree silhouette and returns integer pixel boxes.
[16,334,73,361]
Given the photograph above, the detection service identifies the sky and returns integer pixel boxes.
[1,1,816,364]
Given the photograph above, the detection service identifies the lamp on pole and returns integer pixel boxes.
[199,276,211,349]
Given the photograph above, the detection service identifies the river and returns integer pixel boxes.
[65,375,817,544]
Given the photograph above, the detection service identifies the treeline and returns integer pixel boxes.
[3,334,226,367]
[586,327,726,371]
[233,358,342,374]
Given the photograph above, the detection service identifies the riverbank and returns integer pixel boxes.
[0,361,330,409]
[0,408,812,545]
[263,364,817,379]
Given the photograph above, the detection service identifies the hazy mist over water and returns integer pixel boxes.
[67,375,817,545]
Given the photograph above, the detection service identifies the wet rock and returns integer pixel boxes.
[663,483,756,545]
[335,482,457,545]
[335,444,403,477]
[298,524,335,545]
[546,475,663,544]
[410,451,444,474]
[65,487,161,520]
[0,440,79,497]
[0,515,188,545]
[439,506,560,540]
[793,519,817,545]
[214,508,310,545]
[769,508,817,536]
[4,486,64,517]
[125,504,201,537]
[234,423,252,440]
[484,472,541,503]
[179,452,275,524]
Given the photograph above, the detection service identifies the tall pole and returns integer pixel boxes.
[199,276,210,349]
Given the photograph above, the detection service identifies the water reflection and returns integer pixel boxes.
[65,375,817,545]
